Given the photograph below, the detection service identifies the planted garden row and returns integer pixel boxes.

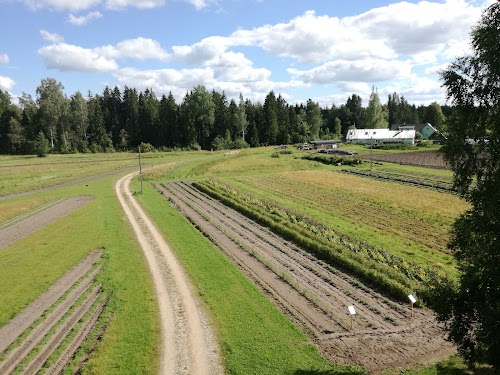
[194,179,446,304]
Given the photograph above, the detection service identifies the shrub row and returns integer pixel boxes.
[300,154,361,166]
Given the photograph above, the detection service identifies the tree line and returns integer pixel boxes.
[0,79,450,155]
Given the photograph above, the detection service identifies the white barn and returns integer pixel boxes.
[346,129,415,145]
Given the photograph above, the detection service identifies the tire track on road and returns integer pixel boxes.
[115,173,222,375]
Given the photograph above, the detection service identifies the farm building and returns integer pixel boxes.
[308,140,343,150]
[346,128,415,145]
[389,123,437,139]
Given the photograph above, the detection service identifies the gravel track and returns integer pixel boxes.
[159,181,455,373]
[0,250,101,354]
[115,172,222,375]
[0,196,94,251]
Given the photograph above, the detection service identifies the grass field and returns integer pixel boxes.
[0,147,473,374]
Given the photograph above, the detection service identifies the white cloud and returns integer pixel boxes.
[105,0,165,9]
[40,30,64,43]
[38,38,169,72]
[0,76,16,91]
[23,0,100,11]
[185,0,213,10]
[67,11,102,26]
[96,37,169,62]
[38,43,118,72]
[288,59,412,84]
[0,54,9,64]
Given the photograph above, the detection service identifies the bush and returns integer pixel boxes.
[139,142,155,153]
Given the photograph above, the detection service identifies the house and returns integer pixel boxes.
[390,123,437,139]
[346,129,415,145]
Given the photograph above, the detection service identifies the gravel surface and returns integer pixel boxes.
[115,172,223,375]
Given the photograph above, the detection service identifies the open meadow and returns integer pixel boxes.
[0,147,475,374]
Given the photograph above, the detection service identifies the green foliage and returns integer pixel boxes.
[34,131,50,157]
[139,142,155,153]
[437,3,500,368]
[301,154,361,166]
[365,87,388,129]
[371,143,414,150]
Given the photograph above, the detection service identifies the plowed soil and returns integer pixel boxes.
[0,250,103,375]
[0,196,94,250]
[158,181,455,373]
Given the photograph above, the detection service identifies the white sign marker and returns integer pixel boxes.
[408,294,417,304]
[348,305,356,315]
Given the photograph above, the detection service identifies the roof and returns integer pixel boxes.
[346,129,415,140]
[390,123,437,133]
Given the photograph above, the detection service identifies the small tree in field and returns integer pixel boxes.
[436,2,500,369]
[34,131,50,157]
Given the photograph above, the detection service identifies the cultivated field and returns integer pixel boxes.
[0,147,472,374]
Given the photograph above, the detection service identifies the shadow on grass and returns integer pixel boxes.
[293,368,365,375]
[436,362,495,375]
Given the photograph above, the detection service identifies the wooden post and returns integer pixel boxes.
[138,145,143,194]
[350,314,353,330]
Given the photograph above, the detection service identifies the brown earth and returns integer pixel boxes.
[362,150,449,169]
[0,196,94,251]
[158,181,455,374]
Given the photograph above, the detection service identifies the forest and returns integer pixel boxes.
[0,78,450,155]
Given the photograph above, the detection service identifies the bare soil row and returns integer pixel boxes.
[0,196,94,251]
[158,181,455,373]
[362,150,449,169]
[0,250,106,375]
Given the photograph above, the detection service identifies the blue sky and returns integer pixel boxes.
[0,0,493,107]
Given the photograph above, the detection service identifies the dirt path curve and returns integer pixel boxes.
[115,172,222,375]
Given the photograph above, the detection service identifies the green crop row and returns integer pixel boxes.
[194,179,445,304]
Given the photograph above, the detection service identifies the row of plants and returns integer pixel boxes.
[300,154,361,166]
[341,169,455,193]
[193,179,446,305]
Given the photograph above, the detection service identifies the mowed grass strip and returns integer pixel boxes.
[135,177,363,375]
[0,175,160,375]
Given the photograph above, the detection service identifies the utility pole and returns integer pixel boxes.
[138,145,143,194]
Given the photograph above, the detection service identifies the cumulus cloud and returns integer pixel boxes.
[105,0,165,9]
[38,43,118,72]
[288,59,412,84]
[40,30,64,43]
[67,11,102,25]
[23,0,100,11]
[96,37,170,61]
[38,37,169,72]
[0,54,9,64]
[0,76,16,91]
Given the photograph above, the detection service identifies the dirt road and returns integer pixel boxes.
[115,173,222,375]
